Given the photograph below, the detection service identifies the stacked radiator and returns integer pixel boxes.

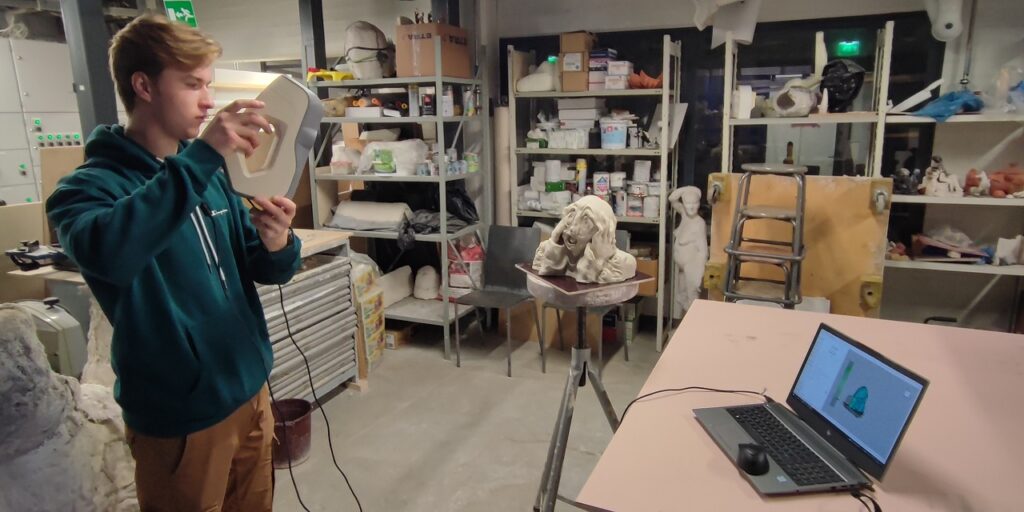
[258,255,358,401]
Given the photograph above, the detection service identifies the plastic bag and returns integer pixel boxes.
[356,139,428,176]
[913,90,984,122]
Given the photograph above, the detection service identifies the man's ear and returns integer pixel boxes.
[131,71,155,106]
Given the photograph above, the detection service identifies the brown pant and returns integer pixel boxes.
[126,386,274,512]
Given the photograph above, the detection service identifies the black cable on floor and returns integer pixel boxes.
[619,386,772,423]
[278,284,364,512]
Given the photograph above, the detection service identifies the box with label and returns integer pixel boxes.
[395,23,471,78]
[589,57,612,71]
[384,324,415,350]
[560,52,586,72]
[606,60,634,76]
[604,75,629,90]
[560,31,596,52]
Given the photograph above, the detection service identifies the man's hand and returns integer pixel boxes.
[200,99,273,159]
[250,197,296,252]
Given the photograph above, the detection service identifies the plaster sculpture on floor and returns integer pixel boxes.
[919,156,963,197]
[0,306,137,512]
[532,195,637,284]
[669,186,708,317]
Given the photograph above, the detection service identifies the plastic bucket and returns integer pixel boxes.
[271,398,313,468]
[599,119,629,149]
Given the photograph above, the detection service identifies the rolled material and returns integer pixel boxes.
[494,107,512,225]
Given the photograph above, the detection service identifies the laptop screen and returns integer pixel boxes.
[789,324,927,478]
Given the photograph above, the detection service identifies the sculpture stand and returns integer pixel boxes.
[517,265,652,512]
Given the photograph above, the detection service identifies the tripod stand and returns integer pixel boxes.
[534,306,620,512]
[516,264,650,512]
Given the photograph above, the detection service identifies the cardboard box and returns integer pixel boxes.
[561,52,586,72]
[384,324,414,350]
[561,71,589,92]
[559,108,603,121]
[607,60,634,76]
[39,146,85,244]
[560,31,596,52]
[395,23,471,78]
[604,75,629,90]
[636,257,659,296]
[499,299,603,348]
[557,98,605,110]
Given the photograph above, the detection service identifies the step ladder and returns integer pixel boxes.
[723,163,807,308]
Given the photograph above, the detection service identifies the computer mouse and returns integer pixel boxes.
[736,442,770,475]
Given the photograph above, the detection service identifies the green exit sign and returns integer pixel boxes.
[836,40,861,57]
[165,0,198,28]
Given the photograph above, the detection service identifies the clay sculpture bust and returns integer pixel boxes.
[533,195,637,283]
[669,186,708,317]
[0,306,137,512]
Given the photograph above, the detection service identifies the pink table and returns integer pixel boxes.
[577,300,1024,511]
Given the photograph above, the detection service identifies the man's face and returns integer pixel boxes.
[148,63,216,140]
[563,211,598,256]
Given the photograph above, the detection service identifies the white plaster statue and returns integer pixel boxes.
[669,186,708,317]
[0,306,137,512]
[919,155,963,197]
[533,195,637,283]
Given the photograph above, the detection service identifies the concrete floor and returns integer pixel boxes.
[272,324,663,512]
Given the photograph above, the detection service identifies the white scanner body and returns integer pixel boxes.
[213,75,324,199]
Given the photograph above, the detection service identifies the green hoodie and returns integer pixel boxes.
[46,125,302,437]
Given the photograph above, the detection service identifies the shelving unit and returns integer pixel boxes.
[717,21,1023,330]
[307,35,492,360]
[720,22,894,176]
[884,260,1024,277]
[507,35,683,351]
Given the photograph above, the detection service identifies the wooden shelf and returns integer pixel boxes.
[515,89,664,98]
[314,167,469,183]
[886,113,1024,124]
[515,147,662,156]
[517,210,661,225]
[310,76,480,88]
[891,195,1024,206]
[729,112,880,126]
[884,260,1024,276]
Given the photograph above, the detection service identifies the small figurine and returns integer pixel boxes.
[964,169,991,197]
[919,156,963,197]
[893,167,922,195]
[988,163,1024,198]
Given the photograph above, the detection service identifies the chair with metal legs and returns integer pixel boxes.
[453,225,545,377]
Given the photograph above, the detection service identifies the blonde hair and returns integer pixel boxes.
[109,14,222,113]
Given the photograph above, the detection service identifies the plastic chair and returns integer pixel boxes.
[453,225,543,377]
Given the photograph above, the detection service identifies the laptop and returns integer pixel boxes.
[694,323,928,495]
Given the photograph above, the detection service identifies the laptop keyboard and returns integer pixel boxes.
[727,405,844,486]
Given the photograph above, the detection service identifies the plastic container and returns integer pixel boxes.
[599,119,630,149]
[272,399,313,468]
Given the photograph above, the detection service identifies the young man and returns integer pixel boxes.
[46,15,300,511]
